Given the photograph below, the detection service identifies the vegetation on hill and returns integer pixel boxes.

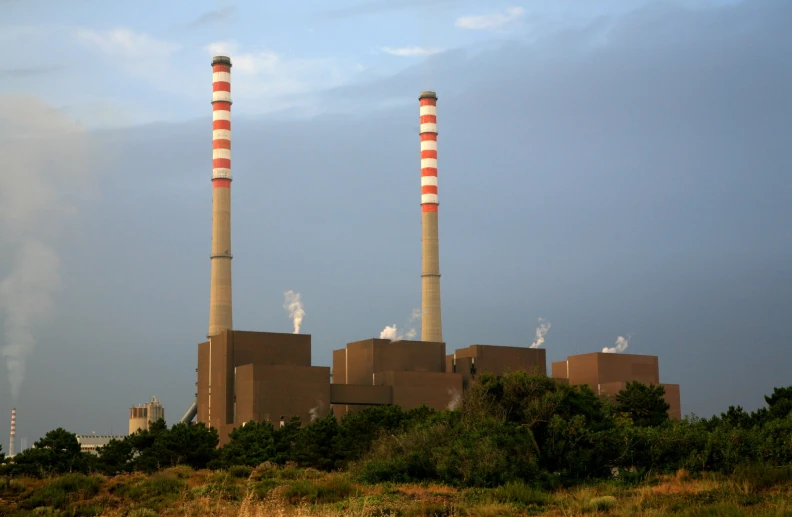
[1,372,792,515]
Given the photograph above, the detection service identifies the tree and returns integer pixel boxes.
[293,415,340,470]
[8,428,89,476]
[615,382,670,427]
[764,386,792,420]
[96,437,134,475]
[215,421,276,468]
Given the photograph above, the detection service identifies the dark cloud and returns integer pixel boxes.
[0,66,61,78]
[2,0,791,441]
[318,0,466,20]
[186,5,235,28]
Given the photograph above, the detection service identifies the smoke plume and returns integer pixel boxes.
[447,388,462,410]
[308,400,325,422]
[283,290,305,334]
[379,308,420,342]
[530,318,551,348]
[0,95,95,400]
[603,335,631,354]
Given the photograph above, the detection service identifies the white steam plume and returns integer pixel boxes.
[380,308,421,342]
[0,95,95,400]
[283,290,305,334]
[530,318,551,348]
[447,389,462,410]
[603,335,631,354]
[308,400,325,422]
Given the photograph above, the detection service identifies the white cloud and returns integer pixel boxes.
[203,41,352,114]
[455,7,526,31]
[378,46,443,57]
[76,28,180,59]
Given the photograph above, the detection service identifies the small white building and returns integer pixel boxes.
[76,433,126,455]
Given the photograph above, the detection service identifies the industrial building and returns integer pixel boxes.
[129,396,165,434]
[77,434,126,455]
[180,55,683,443]
[552,352,681,420]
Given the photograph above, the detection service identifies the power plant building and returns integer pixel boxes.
[185,56,683,443]
[551,352,682,420]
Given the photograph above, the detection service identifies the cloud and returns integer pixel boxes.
[379,46,444,57]
[0,66,62,79]
[76,28,180,59]
[187,5,235,28]
[203,41,353,114]
[319,0,461,19]
[455,6,525,31]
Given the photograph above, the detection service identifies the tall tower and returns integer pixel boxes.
[208,56,233,337]
[419,91,443,342]
[9,408,15,457]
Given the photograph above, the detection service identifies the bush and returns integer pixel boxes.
[228,465,252,479]
[732,464,792,491]
[585,495,617,512]
[283,476,358,504]
[488,481,551,506]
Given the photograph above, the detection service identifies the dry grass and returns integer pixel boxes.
[2,468,792,516]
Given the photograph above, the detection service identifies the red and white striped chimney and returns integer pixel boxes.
[419,91,443,343]
[208,56,233,337]
[9,408,15,457]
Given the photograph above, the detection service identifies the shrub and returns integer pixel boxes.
[488,481,550,506]
[585,495,617,512]
[283,476,357,504]
[228,465,252,479]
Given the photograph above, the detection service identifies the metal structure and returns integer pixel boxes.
[8,408,15,457]
[419,91,443,342]
[209,55,234,338]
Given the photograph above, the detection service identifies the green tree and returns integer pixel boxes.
[764,386,792,420]
[615,382,670,427]
[9,428,88,476]
[293,415,340,470]
[333,405,406,465]
[96,437,134,475]
[215,421,276,468]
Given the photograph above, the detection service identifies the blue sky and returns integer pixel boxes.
[0,0,789,444]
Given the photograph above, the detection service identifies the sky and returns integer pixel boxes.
[0,0,790,446]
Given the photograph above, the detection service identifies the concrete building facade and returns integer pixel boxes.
[196,330,330,445]
[448,345,546,389]
[551,352,681,420]
[129,396,165,435]
[330,338,462,417]
[77,434,126,455]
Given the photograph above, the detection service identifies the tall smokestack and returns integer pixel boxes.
[9,408,15,457]
[208,56,233,337]
[419,91,442,342]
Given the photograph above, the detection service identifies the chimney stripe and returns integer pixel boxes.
[209,55,234,336]
[419,91,442,341]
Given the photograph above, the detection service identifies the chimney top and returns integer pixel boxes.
[419,91,437,100]
[212,56,232,67]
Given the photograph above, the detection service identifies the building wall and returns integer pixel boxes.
[449,345,546,387]
[197,330,314,437]
[332,349,346,384]
[555,352,679,420]
[232,363,330,444]
[662,384,682,421]
[374,371,462,411]
[197,341,210,423]
[551,361,568,380]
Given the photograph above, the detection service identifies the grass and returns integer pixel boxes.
[1,465,792,516]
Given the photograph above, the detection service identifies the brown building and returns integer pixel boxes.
[447,345,546,389]
[551,352,681,420]
[331,338,462,417]
[196,330,330,445]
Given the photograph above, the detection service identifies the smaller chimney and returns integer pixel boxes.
[9,408,16,457]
